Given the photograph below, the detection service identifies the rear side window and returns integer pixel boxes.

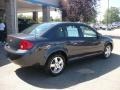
[56,27,65,38]
[66,25,79,38]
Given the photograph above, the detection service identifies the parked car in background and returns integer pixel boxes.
[4,22,113,76]
[99,24,107,30]
[107,24,114,30]
[112,22,120,29]
[92,24,101,30]
[99,24,114,30]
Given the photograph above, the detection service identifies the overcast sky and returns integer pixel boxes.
[97,0,120,21]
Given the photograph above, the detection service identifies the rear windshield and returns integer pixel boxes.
[21,23,56,36]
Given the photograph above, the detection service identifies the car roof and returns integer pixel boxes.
[41,22,88,26]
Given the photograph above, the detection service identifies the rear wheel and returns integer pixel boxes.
[102,44,112,59]
[45,54,66,76]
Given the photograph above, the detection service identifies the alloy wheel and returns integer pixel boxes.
[50,56,64,74]
[104,45,112,58]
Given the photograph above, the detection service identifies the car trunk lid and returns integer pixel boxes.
[7,33,35,50]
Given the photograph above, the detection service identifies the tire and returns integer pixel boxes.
[102,44,112,59]
[45,54,66,76]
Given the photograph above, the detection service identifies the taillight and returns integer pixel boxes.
[19,40,33,50]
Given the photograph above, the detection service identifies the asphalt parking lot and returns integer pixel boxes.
[0,29,120,90]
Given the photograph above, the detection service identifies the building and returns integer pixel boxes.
[0,0,59,34]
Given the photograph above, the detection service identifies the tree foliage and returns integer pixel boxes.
[59,0,99,22]
[103,7,120,24]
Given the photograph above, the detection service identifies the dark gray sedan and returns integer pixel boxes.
[5,22,113,76]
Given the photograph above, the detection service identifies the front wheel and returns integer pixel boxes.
[45,54,66,76]
[102,45,112,59]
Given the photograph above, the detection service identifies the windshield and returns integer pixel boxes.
[22,23,56,36]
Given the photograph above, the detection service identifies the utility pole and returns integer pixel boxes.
[106,0,109,31]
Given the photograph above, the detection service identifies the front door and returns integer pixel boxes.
[79,25,103,55]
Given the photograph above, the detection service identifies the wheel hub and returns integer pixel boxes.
[50,57,64,74]
[105,46,111,58]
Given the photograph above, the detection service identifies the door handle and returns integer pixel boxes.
[72,42,78,45]
[79,40,85,43]
[69,42,78,45]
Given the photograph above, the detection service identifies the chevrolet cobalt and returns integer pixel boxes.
[5,22,113,76]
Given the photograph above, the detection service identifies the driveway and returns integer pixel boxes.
[0,29,120,90]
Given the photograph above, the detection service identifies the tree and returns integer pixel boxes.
[103,7,120,24]
[59,0,99,22]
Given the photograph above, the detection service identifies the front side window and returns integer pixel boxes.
[66,25,79,38]
[80,26,97,38]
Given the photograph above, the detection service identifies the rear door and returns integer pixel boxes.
[64,23,85,58]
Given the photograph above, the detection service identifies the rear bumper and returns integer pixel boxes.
[6,51,40,67]
[8,55,39,67]
[5,45,45,67]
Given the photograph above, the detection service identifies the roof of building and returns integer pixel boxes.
[17,0,59,12]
